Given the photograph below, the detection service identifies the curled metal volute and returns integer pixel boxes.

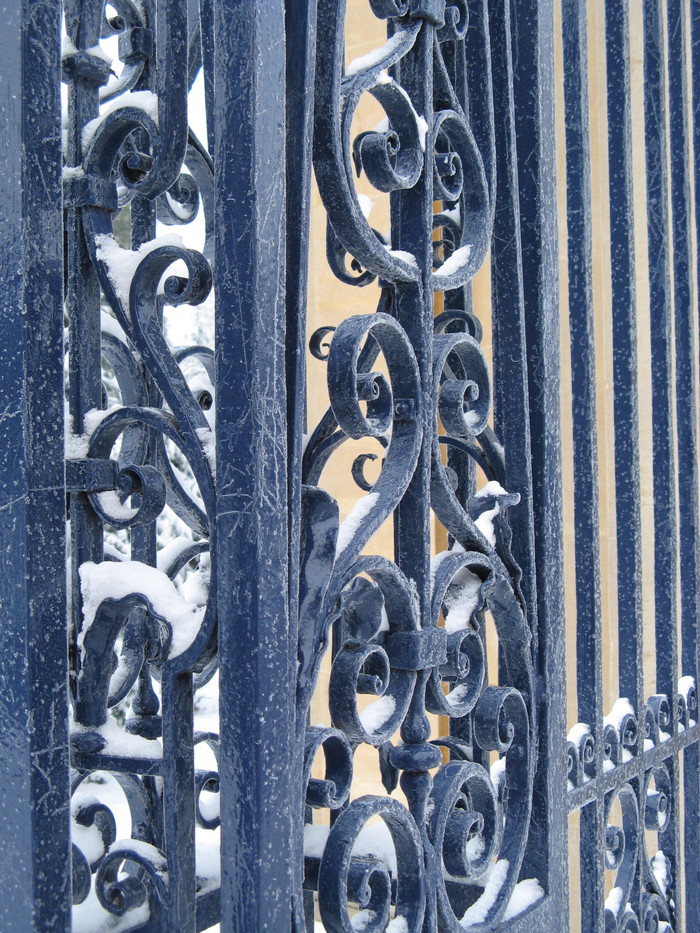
[355,371,393,433]
[603,721,621,768]
[73,594,172,732]
[317,796,425,933]
[328,313,415,439]
[473,686,523,754]
[174,344,216,383]
[193,732,220,829]
[303,726,354,810]
[427,760,500,930]
[326,221,378,286]
[345,859,392,930]
[89,462,166,530]
[326,313,421,581]
[329,642,415,745]
[603,784,639,932]
[309,325,337,361]
[86,406,211,533]
[641,893,671,933]
[351,79,424,194]
[95,841,168,919]
[436,333,490,436]
[617,710,638,758]
[351,451,382,491]
[433,305,482,341]
[127,246,215,505]
[581,731,596,779]
[643,702,660,748]
[434,12,496,213]
[470,684,532,910]
[430,335,494,551]
[648,693,672,734]
[619,909,641,933]
[677,692,688,730]
[194,768,220,830]
[302,298,385,482]
[160,540,210,581]
[73,770,156,849]
[107,608,147,707]
[643,763,672,838]
[437,0,469,41]
[680,677,698,720]
[430,554,490,624]
[427,550,488,716]
[72,797,118,870]
[72,843,92,905]
[313,0,422,284]
[157,171,200,226]
[336,554,421,636]
[83,0,188,200]
[99,0,151,102]
[567,740,582,788]
[644,790,669,834]
[430,110,491,289]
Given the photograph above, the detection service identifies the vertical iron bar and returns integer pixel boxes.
[510,0,568,915]
[689,0,700,922]
[0,0,71,926]
[212,0,293,928]
[561,2,606,927]
[488,0,538,640]
[642,0,683,921]
[643,0,678,733]
[285,0,318,926]
[604,0,644,721]
[161,673,196,930]
[604,1,645,920]
[65,0,105,687]
[392,22,434,628]
[668,0,700,926]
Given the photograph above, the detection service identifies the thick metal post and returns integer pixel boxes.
[0,0,71,927]
[212,0,293,929]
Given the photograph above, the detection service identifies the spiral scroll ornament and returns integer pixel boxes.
[63,0,220,926]
[301,1,540,930]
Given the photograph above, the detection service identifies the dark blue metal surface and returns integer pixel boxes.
[0,0,70,928]
[559,1,700,931]
[1,0,699,929]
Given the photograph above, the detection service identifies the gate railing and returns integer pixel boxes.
[560,1,700,929]
[0,0,698,930]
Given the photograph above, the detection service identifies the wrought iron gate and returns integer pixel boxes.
[0,0,698,930]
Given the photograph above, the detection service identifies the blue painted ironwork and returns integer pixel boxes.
[1,0,699,929]
[302,1,551,930]
[561,2,700,931]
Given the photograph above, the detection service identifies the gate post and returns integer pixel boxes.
[0,0,71,928]
[211,0,293,929]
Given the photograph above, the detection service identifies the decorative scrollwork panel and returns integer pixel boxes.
[62,1,220,928]
[301,1,547,930]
